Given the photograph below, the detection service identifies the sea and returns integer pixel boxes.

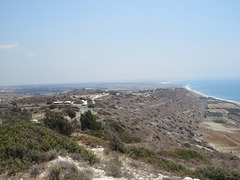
[170,78,240,104]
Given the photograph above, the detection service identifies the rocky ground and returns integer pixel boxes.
[7,145,199,180]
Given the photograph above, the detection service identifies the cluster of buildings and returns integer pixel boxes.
[53,101,73,105]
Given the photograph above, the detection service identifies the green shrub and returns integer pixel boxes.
[108,105,117,109]
[126,146,187,173]
[80,111,102,131]
[126,146,156,160]
[98,110,111,115]
[49,104,57,109]
[87,104,95,108]
[64,107,76,119]
[0,119,98,175]
[72,134,107,148]
[109,91,118,95]
[126,147,240,179]
[168,149,208,163]
[46,100,53,105]
[74,100,83,104]
[106,120,124,133]
[43,110,75,136]
[194,167,240,180]
[119,132,141,143]
[88,130,107,140]
[183,143,191,148]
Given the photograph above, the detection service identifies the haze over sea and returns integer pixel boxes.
[171,78,240,104]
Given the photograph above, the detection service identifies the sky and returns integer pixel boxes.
[0,0,240,86]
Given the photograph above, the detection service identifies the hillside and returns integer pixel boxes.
[0,87,240,179]
[90,88,240,170]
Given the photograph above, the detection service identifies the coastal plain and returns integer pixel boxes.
[199,99,240,157]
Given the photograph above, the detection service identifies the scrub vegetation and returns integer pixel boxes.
[0,115,98,175]
[1,88,240,179]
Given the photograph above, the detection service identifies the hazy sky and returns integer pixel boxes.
[1,0,240,86]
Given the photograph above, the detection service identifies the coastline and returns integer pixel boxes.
[184,85,240,106]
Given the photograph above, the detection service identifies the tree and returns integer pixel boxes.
[64,107,76,119]
[80,110,101,131]
[43,110,74,136]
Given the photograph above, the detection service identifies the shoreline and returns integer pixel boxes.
[184,85,240,106]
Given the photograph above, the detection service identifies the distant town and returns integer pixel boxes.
[0,82,182,102]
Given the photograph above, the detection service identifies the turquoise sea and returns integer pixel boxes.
[171,78,240,104]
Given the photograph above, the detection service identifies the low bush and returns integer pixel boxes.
[126,146,187,173]
[0,119,98,175]
[103,147,111,155]
[126,146,155,160]
[63,163,92,180]
[88,130,107,140]
[183,143,191,148]
[30,164,45,178]
[73,134,107,148]
[64,170,92,180]
[58,161,73,172]
[108,105,117,109]
[49,104,57,109]
[119,132,141,143]
[194,167,240,180]
[43,110,75,136]
[168,149,208,163]
[74,100,83,104]
[44,150,59,161]
[64,107,76,119]
[106,120,124,133]
[126,146,240,179]
[98,110,111,115]
[87,104,95,108]
[69,153,83,161]
[109,91,118,95]
[105,156,123,178]
[48,165,61,180]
